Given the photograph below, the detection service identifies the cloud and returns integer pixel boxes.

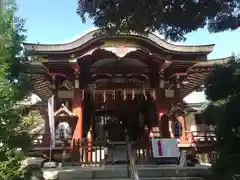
[61,27,98,44]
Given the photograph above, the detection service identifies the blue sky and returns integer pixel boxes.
[16,0,239,103]
[16,0,239,59]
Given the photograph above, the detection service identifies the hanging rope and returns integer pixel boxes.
[143,88,147,100]
[81,89,85,100]
[123,89,127,100]
[152,89,156,100]
[112,89,116,100]
[132,89,135,100]
[93,90,96,100]
[103,90,107,102]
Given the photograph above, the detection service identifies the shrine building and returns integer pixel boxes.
[24,29,227,164]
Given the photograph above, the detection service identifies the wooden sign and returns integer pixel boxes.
[151,138,180,158]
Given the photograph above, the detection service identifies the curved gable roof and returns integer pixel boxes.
[24,29,214,55]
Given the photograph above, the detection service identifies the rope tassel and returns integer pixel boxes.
[103,90,106,102]
[152,90,156,100]
[123,89,127,100]
[143,89,147,100]
[81,89,85,100]
[93,90,95,100]
[112,89,116,100]
[132,89,135,100]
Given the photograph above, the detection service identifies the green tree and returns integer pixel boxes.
[0,0,31,179]
[77,0,239,41]
[204,56,240,180]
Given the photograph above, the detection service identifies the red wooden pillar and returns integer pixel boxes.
[71,70,83,145]
[174,76,187,142]
[87,126,93,162]
[72,89,83,143]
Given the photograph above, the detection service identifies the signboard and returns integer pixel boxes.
[151,138,180,158]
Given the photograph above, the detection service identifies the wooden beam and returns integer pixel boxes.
[188,68,211,73]
[87,89,154,94]
[32,56,209,64]
[69,58,80,72]
[89,67,150,74]
[86,83,151,89]
[160,60,172,72]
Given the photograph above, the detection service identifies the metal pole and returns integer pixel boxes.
[49,142,52,161]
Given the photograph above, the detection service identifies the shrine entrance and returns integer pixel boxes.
[89,94,157,143]
[93,108,120,141]
[24,29,221,166]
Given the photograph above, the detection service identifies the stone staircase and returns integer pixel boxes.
[41,165,211,180]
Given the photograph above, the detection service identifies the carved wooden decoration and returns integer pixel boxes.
[102,47,138,58]
[54,104,78,117]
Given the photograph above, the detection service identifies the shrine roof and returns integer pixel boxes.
[23,29,214,55]
[184,101,209,113]
[190,57,230,68]
[26,56,230,101]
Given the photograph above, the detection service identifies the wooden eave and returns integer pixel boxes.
[180,71,210,98]
[29,101,48,109]
[28,59,225,100]
[23,30,215,97]
[180,57,230,98]
[183,102,208,113]
[26,63,53,101]
[28,48,203,76]
[189,57,231,69]
[23,29,214,55]
[43,61,74,75]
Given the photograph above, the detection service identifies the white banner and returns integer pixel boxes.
[151,138,180,158]
[48,95,55,148]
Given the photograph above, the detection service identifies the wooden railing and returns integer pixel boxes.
[71,140,107,166]
[29,134,153,165]
[185,130,216,147]
[29,131,217,166]
[31,130,217,147]
[135,141,152,164]
[127,142,139,180]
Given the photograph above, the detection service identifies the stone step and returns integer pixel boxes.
[41,165,211,180]
[141,177,203,180]
[70,179,131,180]
[69,178,203,180]
[137,166,210,178]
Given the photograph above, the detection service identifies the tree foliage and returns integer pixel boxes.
[77,0,240,41]
[0,0,31,179]
[204,56,240,180]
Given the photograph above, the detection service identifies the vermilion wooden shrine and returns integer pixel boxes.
[24,30,227,164]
